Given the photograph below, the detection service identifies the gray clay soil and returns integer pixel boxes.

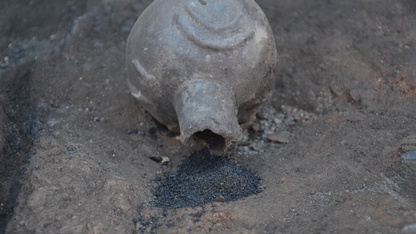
[1,0,416,233]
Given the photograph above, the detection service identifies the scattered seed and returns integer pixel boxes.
[152,148,261,209]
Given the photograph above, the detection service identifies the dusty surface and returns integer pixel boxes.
[1,0,416,233]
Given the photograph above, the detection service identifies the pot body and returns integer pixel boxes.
[127,0,277,154]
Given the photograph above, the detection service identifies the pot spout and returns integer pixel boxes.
[174,80,243,155]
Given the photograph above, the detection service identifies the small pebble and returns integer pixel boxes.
[214,196,225,202]
[401,151,416,160]
[273,118,282,125]
[150,156,170,165]
[93,117,104,122]
[67,146,77,154]
[402,223,416,233]
[268,131,290,143]
[251,123,260,132]
[47,118,61,127]
[127,129,145,135]
[256,111,268,120]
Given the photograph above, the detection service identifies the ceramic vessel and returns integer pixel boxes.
[126,0,277,154]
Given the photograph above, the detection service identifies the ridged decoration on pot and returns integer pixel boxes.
[126,0,277,155]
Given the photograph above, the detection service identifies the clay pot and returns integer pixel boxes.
[126,0,277,154]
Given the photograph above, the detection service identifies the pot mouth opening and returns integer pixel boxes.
[193,129,226,153]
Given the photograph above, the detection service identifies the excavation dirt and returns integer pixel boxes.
[1,0,416,233]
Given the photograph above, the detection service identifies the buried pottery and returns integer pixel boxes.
[126,0,277,154]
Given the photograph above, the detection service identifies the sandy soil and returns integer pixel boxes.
[1,0,416,233]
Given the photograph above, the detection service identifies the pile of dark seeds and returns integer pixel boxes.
[152,148,262,209]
